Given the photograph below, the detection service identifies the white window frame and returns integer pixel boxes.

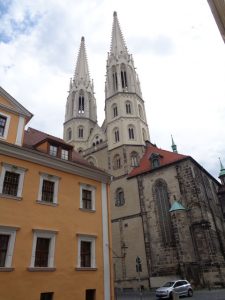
[77,234,96,269]
[37,173,60,205]
[0,111,10,140]
[30,229,56,268]
[0,163,26,198]
[79,184,96,211]
[0,225,19,268]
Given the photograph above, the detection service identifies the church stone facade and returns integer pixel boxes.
[63,12,225,289]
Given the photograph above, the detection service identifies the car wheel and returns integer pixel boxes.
[188,289,193,297]
[169,292,173,299]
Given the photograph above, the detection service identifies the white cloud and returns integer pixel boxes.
[0,0,225,179]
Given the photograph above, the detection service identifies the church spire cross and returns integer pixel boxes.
[73,36,91,88]
[110,11,128,56]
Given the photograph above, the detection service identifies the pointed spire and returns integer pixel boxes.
[171,135,178,153]
[110,11,128,56]
[73,36,91,87]
[219,157,225,177]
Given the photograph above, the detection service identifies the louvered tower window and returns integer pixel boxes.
[78,90,85,113]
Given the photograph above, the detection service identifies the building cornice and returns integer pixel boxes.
[0,141,110,184]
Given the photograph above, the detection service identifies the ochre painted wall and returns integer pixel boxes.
[0,154,111,300]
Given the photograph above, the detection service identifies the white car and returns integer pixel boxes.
[155,280,193,299]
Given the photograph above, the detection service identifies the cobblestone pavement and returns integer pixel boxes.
[115,288,225,300]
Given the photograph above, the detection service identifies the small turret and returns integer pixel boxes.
[171,135,178,153]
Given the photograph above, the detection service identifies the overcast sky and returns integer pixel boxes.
[0,0,225,179]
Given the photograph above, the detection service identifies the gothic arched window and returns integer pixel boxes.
[113,154,121,170]
[131,151,139,167]
[78,90,85,113]
[128,126,135,140]
[138,104,143,119]
[112,104,118,118]
[78,126,84,138]
[125,101,132,114]
[115,188,125,206]
[121,64,128,89]
[153,179,174,246]
[67,128,72,141]
[113,128,120,143]
[112,66,118,92]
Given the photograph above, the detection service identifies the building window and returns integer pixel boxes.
[142,128,147,142]
[153,180,174,246]
[78,126,84,138]
[0,112,10,139]
[113,128,120,143]
[112,66,118,92]
[80,184,96,211]
[128,127,135,140]
[115,188,125,206]
[78,90,85,113]
[86,289,96,300]
[40,292,54,300]
[112,104,118,118]
[0,163,26,198]
[150,153,160,168]
[0,226,18,268]
[121,64,128,89]
[61,149,69,160]
[131,152,139,167]
[30,230,56,269]
[67,128,72,141]
[126,102,131,114]
[49,145,58,157]
[113,154,121,170]
[138,104,143,118]
[37,173,60,205]
[77,235,96,269]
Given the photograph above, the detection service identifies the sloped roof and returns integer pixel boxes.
[0,86,33,123]
[128,141,188,178]
[23,127,96,168]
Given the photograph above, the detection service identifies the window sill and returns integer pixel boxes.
[0,267,14,272]
[75,267,97,271]
[27,267,56,272]
[36,200,58,207]
[79,208,96,213]
[0,193,22,201]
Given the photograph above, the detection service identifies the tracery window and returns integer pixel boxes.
[128,126,135,140]
[78,126,84,138]
[114,128,120,143]
[112,66,118,92]
[112,104,118,118]
[113,154,121,170]
[121,64,127,89]
[115,188,125,206]
[78,90,85,113]
[125,101,132,114]
[131,152,139,167]
[153,180,174,246]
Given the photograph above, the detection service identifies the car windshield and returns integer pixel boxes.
[162,281,175,287]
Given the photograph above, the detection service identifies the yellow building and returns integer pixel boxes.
[0,86,114,300]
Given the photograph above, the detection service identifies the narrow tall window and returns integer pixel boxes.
[67,128,72,141]
[81,241,91,267]
[34,237,50,267]
[126,102,131,114]
[112,66,118,91]
[42,180,55,202]
[0,234,10,267]
[153,180,174,246]
[121,64,128,89]
[112,105,118,118]
[114,129,120,142]
[78,90,85,113]
[2,171,20,196]
[131,152,139,167]
[0,115,7,137]
[113,154,121,170]
[61,149,69,160]
[78,127,84,138]
[115,188,125,206]
[128,127,134,140]
[82,189,92,210]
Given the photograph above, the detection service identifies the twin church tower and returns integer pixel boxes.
[63,12,150,172]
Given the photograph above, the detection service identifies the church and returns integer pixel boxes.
[63,12,225,289]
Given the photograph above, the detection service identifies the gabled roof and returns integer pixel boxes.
[128,141,188,178]
[0,86,33,123]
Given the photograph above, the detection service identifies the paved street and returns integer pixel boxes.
[115,289,225,300]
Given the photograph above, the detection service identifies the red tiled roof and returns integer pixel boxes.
[23,127,94,168]
[128,142,188,178]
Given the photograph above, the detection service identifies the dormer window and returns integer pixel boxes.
[61,149,69,160]
[150,153,161,169]
[49,145,58,157]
